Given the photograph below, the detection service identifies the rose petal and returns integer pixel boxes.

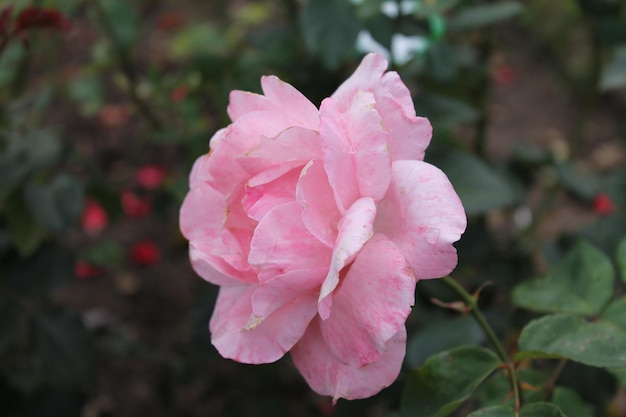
[211,285,318,364]
[319,234,415,367]
[318,197,376,319]
[292,319,407,401]
[320,93,391,213]
[331,53,388,112]
[296,160,341,247]
[242,166,301,221]
[375,160,467,279]
[249,202,331,283]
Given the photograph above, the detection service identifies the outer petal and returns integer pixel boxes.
[228,75,319,130]
[331,53,388,112]
[319,234,416,368]
[318,197,376,319]
[292,319,407,401]
[375,160,467,279]
[296,160,341,247]
[320,93,391,212]
[248,202,331,283]
[210,285,317,364]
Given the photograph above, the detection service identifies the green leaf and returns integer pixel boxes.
[617,237,626,283]
[68,76,105,116]
[516,314,626,368]
[406,316,485,368]
[556,163,602,200]
[99,0,139,52]
[83,240,124,268]
[169,24,230,60]
[400,346,500,417]
[414,0,461,18]
[612,367,626,388]
[469,403,565,417]
[552,386,593,417]
[0,296,19,354]
[414,93,479,127]
[436,151,519,216]
[512,240,614,315]
[594,18,626,47]
[448,2,523,32]
[601,296,626,332]
[600,47,626,91]
[33,311,94,388]
[300,0,361,69]
[4,193,48,257]
[23,174,84,232]
[475,369,547,408]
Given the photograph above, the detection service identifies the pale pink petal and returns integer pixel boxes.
[189,241,255,285]
[242,166,301,221]
[291,319,407,401]
[331,53,388,112]
[249,202,331,283]
[375,160,466,279]
[296,160,341,247]
[237,127,321,176]
[211,285,317,364]
[227,76,319,130]
[376,95,431,161]
[260,76,320,130]
[377,71,416,117]
[319,234,416,367]
[318,197,376,319]
[180,186,257,283]
[320,93,391,212]
[251,267,327,318]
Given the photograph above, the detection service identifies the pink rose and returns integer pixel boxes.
[180,53,466,400]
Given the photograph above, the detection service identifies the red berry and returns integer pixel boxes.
[81,199,108,236]
[135,165,167,189]
[130,240,161,266]
[593,193,615,215]
[74,260,103,279]
[120,190,151,218]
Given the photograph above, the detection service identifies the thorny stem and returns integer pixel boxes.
[88,0,163,132]
[442,276,522,414]
[544,358,568,400]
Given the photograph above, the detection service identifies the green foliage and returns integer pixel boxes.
[448,1,524,32]
[552,387,593,417]
[401,346,500,417]
[512,241,614,315]
[468,403,566,417]
[516,314,626,368]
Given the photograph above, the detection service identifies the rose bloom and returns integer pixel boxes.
[180,53,466,400]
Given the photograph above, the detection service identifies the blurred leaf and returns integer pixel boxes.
[6,244,72,295]
[601,296,626,332]
[170,24,229,59]
[556,163,602,200]
[401,346,500,417]
[552,386,593,417]
[600,47,626,91]
[68,76,105,116]
[406,316,485,368]
[512,240,614,315]
[414,0,461,17]
[0,296,19,354]
[436,152,519,216]
[468,403,565,417]
[618,237,626,283]
[23,174,84,232]
[0,42,25,88]
[0,130,61,197]
[83,240,124,268]
[594,18,626,47]
[415,93,479,127]
[427,41,457,81]
[99,0,139,52]
[300,0,361,69]
[516,314,626,368]
[448,1,523,32]
[4,193,48,257]
[33,311,94,388]
[612,367,626,388]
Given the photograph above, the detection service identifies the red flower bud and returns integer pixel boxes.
[120,190,151,218]
[81,199,108,236]
[130,240,161,266]
[75,260,103,279]
[135,165,167,189]
[14,7,71,33]
[592,193,615,215]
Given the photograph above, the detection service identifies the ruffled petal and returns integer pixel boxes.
[320,93,391,212]
[319,234,416,367]
[331,53,388,112]
[318,197,376,319]
[242,166,301,221]
[296,160,341,247]
[249,202,331,283]
[375,160,466,279]
[210,285,317,364]
[291,319,407,401]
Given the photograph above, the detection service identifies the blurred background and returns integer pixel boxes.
[0,0,625,416]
